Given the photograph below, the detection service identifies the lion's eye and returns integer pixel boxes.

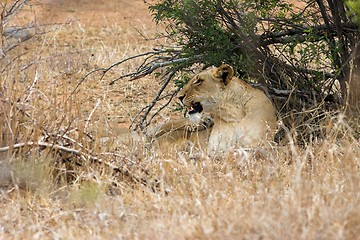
[193,78,204,85]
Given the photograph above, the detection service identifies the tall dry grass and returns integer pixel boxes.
[0,2,359,240]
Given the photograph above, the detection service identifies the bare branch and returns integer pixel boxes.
[68,48,188,103]
[110,56,199,84]
[67,50,164,99]
[2,0,30,24]
[0,141,154,186]
[130,69,178,130]
[260,21,358,45]
[146,89,179,126]
[84,99,101,133]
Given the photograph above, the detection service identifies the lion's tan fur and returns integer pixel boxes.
[146,113,213,153]
[175,64,277,155]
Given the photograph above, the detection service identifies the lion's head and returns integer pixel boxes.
[178,64,235,114]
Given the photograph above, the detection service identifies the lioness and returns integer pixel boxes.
[149,64,277,155]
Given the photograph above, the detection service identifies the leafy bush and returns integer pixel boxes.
[149,0,359,93]
[137,0,359,140]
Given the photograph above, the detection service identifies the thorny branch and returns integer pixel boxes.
[68,48,186,99]
[72,48,199,130]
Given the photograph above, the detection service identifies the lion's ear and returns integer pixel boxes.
[214,64,234,85]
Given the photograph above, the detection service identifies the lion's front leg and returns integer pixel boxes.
[147,114,214,139]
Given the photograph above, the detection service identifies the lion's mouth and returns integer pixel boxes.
[188,102,203,115]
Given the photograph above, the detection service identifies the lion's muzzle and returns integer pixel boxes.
[189,102,203,115]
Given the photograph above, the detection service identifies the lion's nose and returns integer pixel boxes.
[178,95,185,103]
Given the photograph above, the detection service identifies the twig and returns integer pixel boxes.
[147,89,180,125]
[2,0,30,23]
[110,56,199,84]
[56,134,90,153]
[130,70,178,130]
[66,49,173,102]
[0,141,79,154]
[22,69,38,103]
[84,99,101,132]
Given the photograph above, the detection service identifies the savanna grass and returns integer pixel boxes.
[0,2,359,240]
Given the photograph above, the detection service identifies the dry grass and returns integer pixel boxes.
[0,1,359,239]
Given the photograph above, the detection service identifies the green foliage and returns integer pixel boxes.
[174,73,190,89]
[149,0,333,86]
[150,0,260,74]
[149,0,359,95]
[346,0,360,24]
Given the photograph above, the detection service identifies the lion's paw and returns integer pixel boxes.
[201,115,214,129]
